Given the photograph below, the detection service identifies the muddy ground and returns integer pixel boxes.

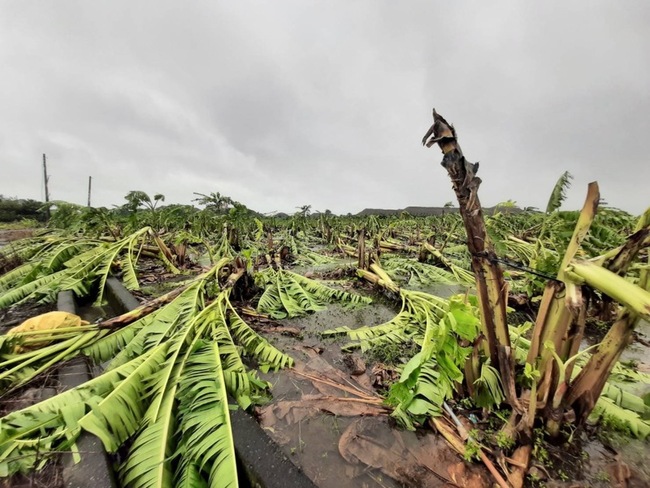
[0,229,34,247]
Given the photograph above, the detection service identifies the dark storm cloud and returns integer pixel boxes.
[1,1,649,214]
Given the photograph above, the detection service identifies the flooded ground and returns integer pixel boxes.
[258,301,399,488]
[620,319,650,398]
[254,283,491,487]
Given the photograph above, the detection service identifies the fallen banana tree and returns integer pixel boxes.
[0,248,382,485]
[0,226,180,310]
[256,266,372,319]
[324,259,497,426]
[324,257,517,487]
[0,257,293,486]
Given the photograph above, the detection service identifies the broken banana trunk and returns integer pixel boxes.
[423,108,525,486]
[422,109,511,388]
[565,224,650,421]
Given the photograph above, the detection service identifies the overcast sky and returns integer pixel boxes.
[1,1,649,215]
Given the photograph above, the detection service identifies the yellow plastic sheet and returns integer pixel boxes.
[7,311,91,351]
[9,311,90,334]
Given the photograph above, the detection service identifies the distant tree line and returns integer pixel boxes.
[0,196,46,223]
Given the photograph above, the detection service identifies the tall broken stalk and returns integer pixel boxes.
[422,109,512,390]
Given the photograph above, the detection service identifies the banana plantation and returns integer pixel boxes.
[0,113,649,488]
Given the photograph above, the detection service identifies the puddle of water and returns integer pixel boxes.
[258,300,397,487]
[581,433,650,486]
[264,299,398,369]
[261,408,399,488]
[580,319,650,399]
[402,282,470,298]
[256,288,480,488]
[75,303,118,324]
[291,257,357,276]
[260,356,484,488]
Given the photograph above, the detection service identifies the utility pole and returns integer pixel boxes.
[42,154,50,219]
[87,176,92,207]
[42,154,50,203]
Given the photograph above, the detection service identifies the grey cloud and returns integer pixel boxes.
[1,1,649,215]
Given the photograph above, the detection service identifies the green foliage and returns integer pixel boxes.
[2,187,650,485]
[591,396,650,438]
[0,351,158,476]
[545,171,573,214]
[383,257,462,287]
[419,245,475,284]
[0,227,183,310]
[327,290,484,429]
[0,219,40,230]
[532,429,550,465]
[473,360,505,408]
[256,268,371,319]
[123,191,165,212]
[495,429,515,450]
[282,234,334,265]
[193,192,235,214]
[78,344,169,451]
[0,259,294,484]
[463,434,482,462]
[47,201,86,230]
[364,340,418,366]
[175,340,238,487]
[0,196,46,223]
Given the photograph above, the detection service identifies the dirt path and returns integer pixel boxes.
[0,229,34,246]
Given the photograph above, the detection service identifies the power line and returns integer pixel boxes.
[489,256,560,282]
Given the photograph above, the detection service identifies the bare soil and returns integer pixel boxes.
[0,229,34,246]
